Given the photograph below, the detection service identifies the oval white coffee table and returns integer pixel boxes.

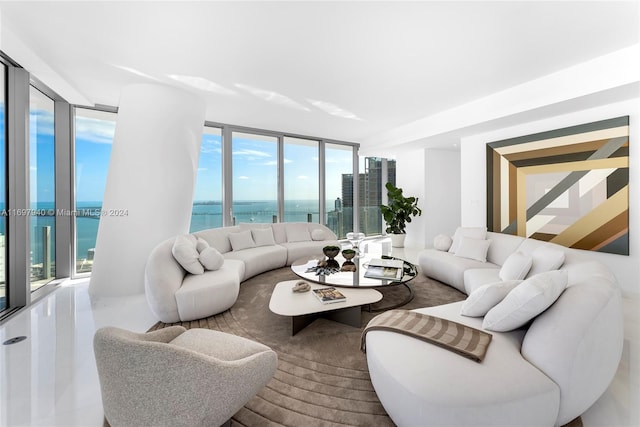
[269,280,382,335]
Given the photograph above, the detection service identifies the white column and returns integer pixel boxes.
[89,83,205,297]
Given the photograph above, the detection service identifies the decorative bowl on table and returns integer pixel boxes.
[341,249,356,260]
[322,245,341,259]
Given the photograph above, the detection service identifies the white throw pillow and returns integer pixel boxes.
[449,226,487,253]
[252,227,276,247]
[483,270,568,332]
[228,230,256,251]
[198,246,224,271]
[461,280,522,317]
[172,234,204,275]
[527,246,566,277]
[454,237,492,262]
[499,251,533,281]
[195,237,209,253]
[311,229,326,241]
[433,234,453,251]
[286,223,311,242]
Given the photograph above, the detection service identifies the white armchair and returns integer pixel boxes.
[94,326,277,427]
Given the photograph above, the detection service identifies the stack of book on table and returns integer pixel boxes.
[364,258,404,281]
[312,287,347,304]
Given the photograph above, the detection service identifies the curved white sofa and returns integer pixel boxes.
[366,230,624,426]
[145,222,339,323]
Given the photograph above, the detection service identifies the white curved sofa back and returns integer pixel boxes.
[485,231,623,424]
[144,237,185,322]
[522,261,623,425]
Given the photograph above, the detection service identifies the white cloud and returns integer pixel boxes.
[298,175,309,180]
[233,149,271,158]
[238,176,250,180]
[75,116,116,144]
[197,168,208,172]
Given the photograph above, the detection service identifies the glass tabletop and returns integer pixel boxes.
[291,254,417,288]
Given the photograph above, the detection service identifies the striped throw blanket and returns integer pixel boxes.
[361,310,492,363]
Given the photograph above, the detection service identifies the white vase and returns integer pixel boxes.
[390,233,406,248]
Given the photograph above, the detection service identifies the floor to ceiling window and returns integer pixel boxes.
[232,132,278,224]
[190,126,223,232]
[0,63,6,311]
[29,86,56,290]
[283,137,319,223]
[325,143,354,239]
[74,107,116,274]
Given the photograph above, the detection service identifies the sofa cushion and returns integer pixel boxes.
[174,260,244,321]
[485,232,526,266]
[252,227,276,247]
[172,234,204,275]
[224,245,287,280]
[228,230,256,251]
[454,237,491,262]
[527,246,565,278]
[449,226,487,253]
[311,228,326,241]
[199,247,224,271]
[195,226,241,254]
[464,268,502,294]
[433,234,453,251]
[418,249,499,293]
[461,279,522,317]
[483,270,568,332]
[286,223,311,242]
[499,251,532,281]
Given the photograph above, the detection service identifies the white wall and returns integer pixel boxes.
[395,150,426,248]
[424,149,461,246]
[394,148,461,249]
[460,98,640,296]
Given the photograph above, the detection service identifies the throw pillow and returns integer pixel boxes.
[461,279,522,317]
[527,246,566,277]
[172,234,204,275]
[454,237,492,262]
[195,237,209,253]
[449,226,487,253]
[252,227,276,247]
[198,246,224,271]
[228,230,256,251]
[499,251,533,281]
[286,223,311,242]
[483,270,568,332]
[311,229,326,241]
[433,234,453,251]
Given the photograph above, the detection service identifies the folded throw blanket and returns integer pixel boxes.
[361,309,492,362]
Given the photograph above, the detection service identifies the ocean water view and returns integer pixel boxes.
[0,200,328,264]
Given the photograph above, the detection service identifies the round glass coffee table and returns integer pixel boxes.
[291,254,417,311]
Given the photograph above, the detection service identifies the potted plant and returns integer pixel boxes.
[380,182,422,247]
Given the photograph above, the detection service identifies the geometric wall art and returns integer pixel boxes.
[486,116,629,255]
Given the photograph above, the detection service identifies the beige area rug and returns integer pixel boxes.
[149,268,583,427]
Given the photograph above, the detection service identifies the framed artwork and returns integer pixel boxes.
[486,116,629,255]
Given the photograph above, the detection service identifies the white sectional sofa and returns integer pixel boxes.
[144,222,339,323]
[365,228,624,426]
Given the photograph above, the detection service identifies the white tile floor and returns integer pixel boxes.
[1,275,638,426]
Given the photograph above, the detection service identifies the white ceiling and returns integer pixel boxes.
[1,1,638,148]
